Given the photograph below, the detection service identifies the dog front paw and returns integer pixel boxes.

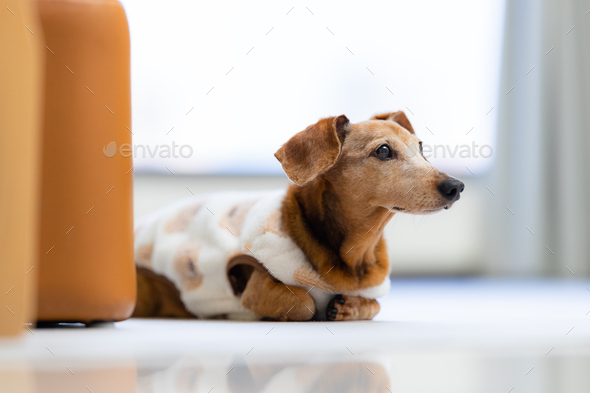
[326,294,380,321]
[326,294,346,320]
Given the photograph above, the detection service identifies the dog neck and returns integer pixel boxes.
[281,178,392,292]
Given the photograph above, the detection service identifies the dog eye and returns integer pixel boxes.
[374,144,394,161]
[419,141,423,156]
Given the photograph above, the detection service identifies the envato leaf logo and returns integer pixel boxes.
[103,141,117,157]
[405,142,420,158]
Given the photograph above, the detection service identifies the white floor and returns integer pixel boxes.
[2,279,590,393]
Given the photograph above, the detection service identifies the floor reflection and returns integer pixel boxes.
[6,350,590,393]
[136,355,390,393]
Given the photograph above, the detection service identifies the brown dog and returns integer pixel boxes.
[133,111,464,321]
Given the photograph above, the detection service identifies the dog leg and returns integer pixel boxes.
[326,295,380,321]
[241,269,316,321]
[133,266,196,318]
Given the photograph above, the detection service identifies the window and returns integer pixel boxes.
[121,0,505,176]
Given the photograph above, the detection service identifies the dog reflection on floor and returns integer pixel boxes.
[136,354,391,393]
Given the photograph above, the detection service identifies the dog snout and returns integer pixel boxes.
[438,178,465,202]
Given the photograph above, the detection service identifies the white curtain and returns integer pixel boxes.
[486,0,590,276]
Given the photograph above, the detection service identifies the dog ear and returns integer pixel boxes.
[371,111,415,134]
[275,115,349,186]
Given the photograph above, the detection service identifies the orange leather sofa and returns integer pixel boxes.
[35,0,136,323]
[1,0,136,332]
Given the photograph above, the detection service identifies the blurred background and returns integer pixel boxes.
[126,0,590,278]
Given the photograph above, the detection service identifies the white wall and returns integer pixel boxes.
[134,175,485,275]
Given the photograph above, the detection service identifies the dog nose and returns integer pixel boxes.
[438,178,465,202]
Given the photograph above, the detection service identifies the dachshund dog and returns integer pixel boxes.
[133,111,464,321]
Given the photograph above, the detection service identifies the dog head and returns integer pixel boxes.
[274,111,464,214]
